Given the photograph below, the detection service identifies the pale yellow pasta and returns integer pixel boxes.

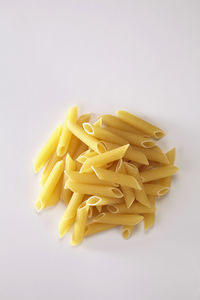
[140,165,179,183]
[61,154,76,205]
[93,166,141,190]
[116,160,135,208]
[73,142,88,160]
[159,148,176,187]
[94,118,103,127]
[83,122,128,145]
[80,144,129,172]
[107,202,155,214]
[67,120,106,154]
[88,206,93,218]
[86,196,124,206]
[34,124,62,173]
[132,146,169,165]
[143,196,156,231]
[143,183,169,197]
[77,113,91,124]
[77,150,97,163]
[65,180,123,198]
[121,225,134,239]
[93,212,144,226]
[105,126,155,148]
[85,223,117,237]
[59,192,84,237]
[101,114,144,135]
[71,202,89,246]
[66,170,117,186]
[57,106,78,157]
[116,110,165,139]
[125,163,151,208]
[40,151,61,186]
[35,160,64,211]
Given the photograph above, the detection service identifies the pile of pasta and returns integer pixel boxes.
[34,107,178,245]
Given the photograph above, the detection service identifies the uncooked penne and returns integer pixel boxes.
[159,148,176,187]
[85,223,117,237]
[61,154,76,205]
[140,165,179,183]
[77,150,97,163]
[81,144,129,172]
[116,110,165,139]
[133,146,169,165]
[86,196,124,206]
[93,213,144,226]
[143,183,169,197]
[65,180,123,198]
[71,202,89,246]
[34,124,62,173]
[107,202,155,214]
[121,225,134,239]
[40,151,61,186]
[67,120,106,154]
[143,195,156,231]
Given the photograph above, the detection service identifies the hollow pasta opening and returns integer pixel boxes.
[87,196,102,206]
[93,213,105,222]
[83,123,94,134]
[111,188,123,198]
[142,140,155,148]
[154,130,165,139]
[107,205,119,214]
[122,228,131,239]
[96,142,107,153]
[158,187,169,197]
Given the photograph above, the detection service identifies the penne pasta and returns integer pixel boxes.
[76,150,97,164]
[61,154,76,205]
[71,202,89,246]
[116,110,165,139]
[121,225,134,239]
[159,148,176,187]
[80,144,129,172]
[140,165,179,183]
[143,196,156,231]
[86,196,124,206]
[65,180,123,198]
[107,202,155,214]
[83,122,129,145]
[93,212,144,226]
[143,183,169,197]
[85,223,117,237]
[34,124,62,173]
[105,126,155,148]
[40,151,61,186]
[132,146,169,165]
[57,106,78,157]
[67,120,106,154]
[94,118,103,127]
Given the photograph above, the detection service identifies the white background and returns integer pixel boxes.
[0,1,200,299]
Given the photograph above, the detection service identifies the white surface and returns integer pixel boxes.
[0,1,200,299]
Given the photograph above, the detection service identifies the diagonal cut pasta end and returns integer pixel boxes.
[154,130,165,139]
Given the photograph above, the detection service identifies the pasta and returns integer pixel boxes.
[116,110,165,139]
[34,107,178,246]
[57,106,78,157]
[34,124,62,173]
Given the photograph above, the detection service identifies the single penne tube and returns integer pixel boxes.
[80,144,130,172]
[92,212,144,226]
[86,196,124,206]
[67,120,106,154]
[66,170,118,186]
[143,196,156,231]
[71,202,89,246]
[101,114,144,135]
[125,162,151,208]
[121,225,134,239]
[34,124,62,173]
[132,146,169,165]
[59,192,84,237]
[92,166,141,190]
[36,160,64,209]
[116,110,165,139]
[143,183,169,197]
[105,126,155,148]
[85,223,117,237]
[40,151,61,186]
[159,148,176,187]
[140,165,179,183]
[116,159,135,208]
[65,180,123,198]
[107,202,155,214]
[57,106,78,157]
[83,122,129,145]
[61,154,76,205]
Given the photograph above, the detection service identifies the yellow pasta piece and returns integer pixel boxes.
[93,166,141,190]
[85,223,117,237]
[159,148,176,187]
[59,192,84,237]
[86,196,124,206]
[132,146,169,165]
[107,202,155,214]
[143,196,156,231]
[101,114,144,135]
[93,212,144,226]
[83,122,128,145]
[143,183,169,197]
[61,154,76,205]
[77,113,91,124]
[94,118,103,127]
[140,165,179,183]
[40,151,61,186]
[34,124,62,173]
[57,106,78,157]
[116,160,135,208]
[81,144,129,172]
[35,160,64,211]
[125,163,151,208]
[71,202,89,246]
[65,180,123,198]
[67,120,106,154]
[105,126,155,148]
[116,110,165,139]
[121,225,134,239]
[76,150,97,163]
